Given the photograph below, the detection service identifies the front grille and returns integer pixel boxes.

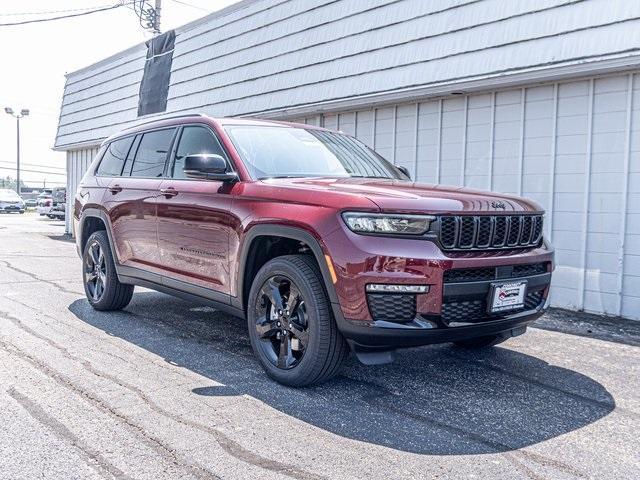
[512,262,547,277]
[441,290,544,324]
[443,262,548,283]
[443,267,496,283]
[439,215,543,251]
[367,293,416,322]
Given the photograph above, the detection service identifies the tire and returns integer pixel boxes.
[247,254,349,387]
[82,230,133,311]
[453,333,511,349]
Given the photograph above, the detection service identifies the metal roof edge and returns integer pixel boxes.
[53,138,104,152]
[253,53,640,119]
[174,0,264,36]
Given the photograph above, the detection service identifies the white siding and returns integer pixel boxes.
[65,147,100,235]
[298,72,640,320]
[55,0,640,149]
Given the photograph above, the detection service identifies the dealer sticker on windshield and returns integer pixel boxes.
[489,281,527,314]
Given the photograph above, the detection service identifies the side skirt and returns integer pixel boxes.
[117,266,245,319]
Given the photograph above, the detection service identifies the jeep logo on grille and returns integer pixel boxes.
[491,201,506,210]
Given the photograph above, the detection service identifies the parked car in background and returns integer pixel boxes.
[25,198,38,208]
[37,193,53,216]
[0,189,25,214]
[48,187,66,220]
[74,115,554,387]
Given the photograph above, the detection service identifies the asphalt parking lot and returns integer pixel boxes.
[0,213,638,479]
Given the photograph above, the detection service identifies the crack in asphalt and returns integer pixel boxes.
[0,260,82,296]
[0,309,326,480]
[7,387,134,480]
[4,296,198,383]
[6,296,595,479]
[0,336,221,480]
[0,227,626,479]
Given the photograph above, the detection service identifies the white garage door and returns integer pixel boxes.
[296,72,640,320]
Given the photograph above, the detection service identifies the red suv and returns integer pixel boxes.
[75,114,553,386]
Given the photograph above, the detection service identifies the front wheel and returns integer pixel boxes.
[83,231,133,311]
[247,255,349,387]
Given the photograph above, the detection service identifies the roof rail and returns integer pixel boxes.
[126,112,208,130]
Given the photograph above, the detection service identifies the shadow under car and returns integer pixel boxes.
[68,291,615,456]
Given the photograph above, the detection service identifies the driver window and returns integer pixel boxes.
[172,126,227,179]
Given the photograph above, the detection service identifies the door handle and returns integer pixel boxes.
[108,184,122,194]
[160,187,178,198]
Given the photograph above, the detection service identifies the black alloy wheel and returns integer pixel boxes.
[254,275,310,369]
[246,255,349,386]
[84,240,107,302]
[82,230,133,311]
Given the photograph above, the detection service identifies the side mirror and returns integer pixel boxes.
[183,154,238,182]
[396,165,411,180]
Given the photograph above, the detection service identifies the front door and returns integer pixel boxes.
[157,125,235,295]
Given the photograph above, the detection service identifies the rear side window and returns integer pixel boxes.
[172,126,227,179]
[121,135,141,177]
[96,136,134,176]
[130,128,176,178]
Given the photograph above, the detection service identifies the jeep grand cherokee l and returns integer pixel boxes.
[74,114,553,386]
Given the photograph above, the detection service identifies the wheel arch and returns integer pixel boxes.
[78,208,119,264]
[235,225,340,315]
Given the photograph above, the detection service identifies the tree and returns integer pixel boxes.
[0,176,26,191]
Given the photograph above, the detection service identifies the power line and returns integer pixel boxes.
[0,2,127,27]
[169,0,208,12]
[0,161,65,171]
[125,0,160,33]
[0,3,117,17]
[0,167,66,176]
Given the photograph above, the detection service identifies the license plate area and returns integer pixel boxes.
[488,281,527,314]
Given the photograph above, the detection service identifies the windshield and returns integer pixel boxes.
[224,125,407,180]
[0,189,20,201]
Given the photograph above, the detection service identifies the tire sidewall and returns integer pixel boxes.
[82,231,117,309]
[247,257,328,385]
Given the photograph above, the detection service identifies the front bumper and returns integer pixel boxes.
[335,301,546,350]
[0,204,25,212]
[323,224,553,349]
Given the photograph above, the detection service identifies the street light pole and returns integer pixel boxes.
[16,115,20,195]
[4,107,29,196]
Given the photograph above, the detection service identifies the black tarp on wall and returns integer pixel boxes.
[137,30,175,117]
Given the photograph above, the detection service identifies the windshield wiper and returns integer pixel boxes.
[258,175,306,180]
[348,175,393,179]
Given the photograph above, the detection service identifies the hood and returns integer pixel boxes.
[259,177,542,214]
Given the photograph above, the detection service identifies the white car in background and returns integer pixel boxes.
[0,189,25,214]
[36,193,53,216]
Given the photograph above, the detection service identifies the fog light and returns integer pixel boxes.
[366,284,429,293]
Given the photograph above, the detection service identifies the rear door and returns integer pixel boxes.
[157,124,235,295]
[104,128,176,274]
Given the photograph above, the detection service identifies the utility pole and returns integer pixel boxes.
[154,0,162,34]
[4,107,29,196]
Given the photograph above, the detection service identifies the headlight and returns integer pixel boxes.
[342,212,435,235]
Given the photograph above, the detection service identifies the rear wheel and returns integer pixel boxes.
[247,255,349,387]
[83,231,133,311]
